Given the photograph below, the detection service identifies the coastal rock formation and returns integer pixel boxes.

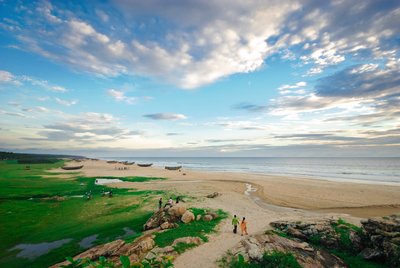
[226,233,347,267]
[51,235,156,267]
[271,215,400,267]
[361,215,400,266]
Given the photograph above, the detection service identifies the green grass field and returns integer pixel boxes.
[0,160,166,268]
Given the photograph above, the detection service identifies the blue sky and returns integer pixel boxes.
[0,0,399,157]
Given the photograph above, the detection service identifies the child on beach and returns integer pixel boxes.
[240,217,248,236]
[232,215,239,234]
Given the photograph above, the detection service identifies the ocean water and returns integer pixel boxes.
[103,157,400,185]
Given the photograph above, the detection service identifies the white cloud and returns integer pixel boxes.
[0,70,22,85]
[107,89,136,104]
[143,113,187,120]
[55,97,78,106]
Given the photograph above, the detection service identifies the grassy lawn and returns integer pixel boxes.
[0,160,165,268]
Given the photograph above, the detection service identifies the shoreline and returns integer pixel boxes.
[60,159,400,218]
[96,157,400,186]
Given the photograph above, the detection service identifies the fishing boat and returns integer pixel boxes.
[107,161,118,164]
[165,166,182,170]
[137,163,153,167]
[124,162,135,165]
[61,165,83,170]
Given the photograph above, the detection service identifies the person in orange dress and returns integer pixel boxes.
[240,217,248,236]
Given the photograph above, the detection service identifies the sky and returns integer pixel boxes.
[0,0,399,157]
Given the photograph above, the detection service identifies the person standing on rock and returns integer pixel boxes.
[232,215,239,234]
[240,217,248,236]
[164,197,173,208]
[158,197,163,210]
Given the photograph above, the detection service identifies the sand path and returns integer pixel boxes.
[173,183,335,268]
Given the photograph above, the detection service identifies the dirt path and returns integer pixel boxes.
[173,183,328,268]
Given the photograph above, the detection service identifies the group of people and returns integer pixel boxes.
[158,196,182,210]
[231,215,248,236]
[84,189,113,200]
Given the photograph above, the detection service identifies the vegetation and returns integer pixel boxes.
[303,218,386,268]
[330,250,387,268]
[331,218,363,253]
[0,160,166,268]
[220,252,301,268]
[154,209,227,247]
[172,242,197,254]
[60,255,174,268]
[0,151,81,162]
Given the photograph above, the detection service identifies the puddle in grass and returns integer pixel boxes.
[78,234,98,249]
[95,178,123,185]
[10,238,72,260]
[117,227,136,239]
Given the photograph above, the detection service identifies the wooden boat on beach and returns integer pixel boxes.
[107,161,118,164]
[137,163,153,167]
[61,165,83,170]
[165,166,182,170]
[124,162,135,165]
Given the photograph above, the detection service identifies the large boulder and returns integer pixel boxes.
[181,211,195,224]
[225,233,347,267]
[167,205,187,217]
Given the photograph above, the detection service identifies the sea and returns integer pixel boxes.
[100,157,400,185]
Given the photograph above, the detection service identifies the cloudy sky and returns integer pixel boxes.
[0,0,399,157]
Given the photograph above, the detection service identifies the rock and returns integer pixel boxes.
[271,215,400,266]
[143,208,182,230]
[206,212,218,220]
[167,205,187,217]
[160,222,174,230]
[225,234,347,267]
[287,227,307,240]
[361,214,400,266]
[181,211,195,224]
[203,215,213,222]
[196,214,202,221]
[242,237,263,260]
[206,192,220,198]
[359,248,383,260]
[51,235,156,267]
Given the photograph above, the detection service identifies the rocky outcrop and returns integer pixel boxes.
[226,233,347,268]
[143,205,187,230]
[271,219,352,250]
[361,215,400,266]
[51,235,155,267]
[271,215,400,267]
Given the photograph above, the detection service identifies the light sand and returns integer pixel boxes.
[56,159,400,267]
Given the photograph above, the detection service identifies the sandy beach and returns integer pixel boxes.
[58,159,400,268]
